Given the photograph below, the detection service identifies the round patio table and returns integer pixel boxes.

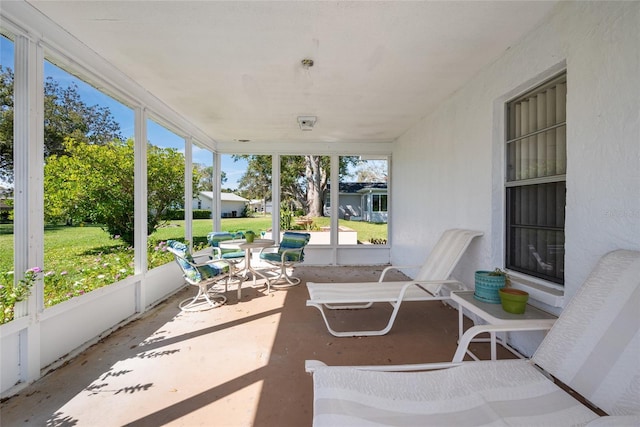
[219,239,275,294]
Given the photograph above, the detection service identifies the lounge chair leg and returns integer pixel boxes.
[308,300,403,337]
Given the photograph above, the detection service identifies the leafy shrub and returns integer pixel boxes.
[1,267,41,324]
[163,209,212,220]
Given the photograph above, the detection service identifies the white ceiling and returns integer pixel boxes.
[26,1,557,146]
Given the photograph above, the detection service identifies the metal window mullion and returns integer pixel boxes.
[506,174,566,187]
[506,122,566,145]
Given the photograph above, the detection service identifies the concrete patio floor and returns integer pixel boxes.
[1,266,511,426]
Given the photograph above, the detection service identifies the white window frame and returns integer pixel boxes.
[503,71,567,308]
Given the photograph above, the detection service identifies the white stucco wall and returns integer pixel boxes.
[221,201,246,217]
[392,1,639,313]
[193,195,213,211]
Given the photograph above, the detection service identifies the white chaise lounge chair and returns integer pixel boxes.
[306,249,640,426]
[306,229,483,336]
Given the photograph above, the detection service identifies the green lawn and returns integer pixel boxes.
[0,215,388,271]
[0,215,387,310]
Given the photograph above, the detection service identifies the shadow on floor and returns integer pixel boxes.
[1,266,512,426]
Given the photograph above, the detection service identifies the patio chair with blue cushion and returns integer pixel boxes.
[259,231,311,288]
[167,240,232,311]
[306,249,640,426]
[207,231,247,299]
[207,231,245,265]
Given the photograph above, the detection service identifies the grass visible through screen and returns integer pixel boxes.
[0,216,386,309]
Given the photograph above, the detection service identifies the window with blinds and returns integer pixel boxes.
[505,73,566,285]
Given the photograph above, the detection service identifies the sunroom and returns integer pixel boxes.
[1,0,638,421]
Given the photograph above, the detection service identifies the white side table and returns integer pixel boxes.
[219,239,275,295]
[451,290,557,360]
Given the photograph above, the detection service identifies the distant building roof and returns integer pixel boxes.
[328,182,387,194]
[199,192,249,202]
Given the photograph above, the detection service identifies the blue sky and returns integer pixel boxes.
[1,35,246,189]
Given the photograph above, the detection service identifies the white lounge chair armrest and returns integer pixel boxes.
[403,279,467,297]
[379,265,422,281]
[307,322,555,373]
[305,360,328,373]
[305,358,464,373]
[411,279,469,293]
[452,323,555,363]
[412,279,465,287]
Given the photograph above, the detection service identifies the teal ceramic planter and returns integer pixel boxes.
[474,270,506,303]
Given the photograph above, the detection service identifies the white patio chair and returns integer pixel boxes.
[306,229,483,336]
[207,231,246,266]
[167,240,232,311]
[306,249,640,426]
[259,231,311,288]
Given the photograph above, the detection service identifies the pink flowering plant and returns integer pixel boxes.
[147,239,172,268]
[0,267,42,324]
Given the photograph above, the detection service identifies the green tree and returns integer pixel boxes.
[44,138,198,245]
[233,155,271,214]
[354,160,388,182]
[234,155,358,217]
[193,164,226,192]
[0,66,122,184]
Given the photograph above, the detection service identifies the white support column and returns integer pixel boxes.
[184,137,193,247]
[13,34,44,384]
[386,155,392,246]
[213,152,221,231]
[134,107,147,312]
[330,155,339,263]
[271,155,281,242]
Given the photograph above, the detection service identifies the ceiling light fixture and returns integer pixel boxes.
[301,58,314,69]
[297,116,317,131]
[235,139,251,142]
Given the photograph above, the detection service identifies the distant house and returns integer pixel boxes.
[193,192,249,218]
[248,199,263,213]
[324,182,387,223]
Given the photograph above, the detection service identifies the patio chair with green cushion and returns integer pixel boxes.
[207,231,247,299]
[306,249,640,426]
[207,231,246,265]
[306,228,483,337]
[259,231,311,288]
[167,240,232,311]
